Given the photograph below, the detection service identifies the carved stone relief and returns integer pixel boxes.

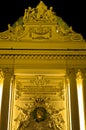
[0,1,84,42]
[10,74,69,130]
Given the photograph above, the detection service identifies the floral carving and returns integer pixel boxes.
[30,75,49,87]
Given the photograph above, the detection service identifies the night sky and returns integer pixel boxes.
[0,0,86,39]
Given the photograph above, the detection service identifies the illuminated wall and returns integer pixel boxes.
[0,1,86,130]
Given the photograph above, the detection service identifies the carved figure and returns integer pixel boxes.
[36,109,44,120]
[30,8,36,20]
[23,6,36,21]
[8,24,13,32]
[49,113,65,130]
[27,7,35,20]
[28,6,32,14]
[23,9,28,21]
[36,1,47,19]
[14,22,23,34]
[45,6,56,22]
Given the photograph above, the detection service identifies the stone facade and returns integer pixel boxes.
[0,1,86,130]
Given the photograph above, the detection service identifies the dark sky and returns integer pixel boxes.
[0,0,86,39]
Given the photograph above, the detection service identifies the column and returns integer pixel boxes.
[76,70,85,130]
[0,70,4,130]
[67,68,80,130]
[80,69,86,129]
[1,68,13,130]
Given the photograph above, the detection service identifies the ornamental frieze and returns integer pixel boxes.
[0,54,86,60]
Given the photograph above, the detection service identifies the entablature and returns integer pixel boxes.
[0,40,86,50]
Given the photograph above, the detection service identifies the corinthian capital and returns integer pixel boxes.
[0,70,4,78]
[76,69,83,80]
[80,68,86,78]
[66,68,77,79]
[2,68,13,78]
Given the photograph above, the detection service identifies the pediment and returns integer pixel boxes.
[0,1,84,42]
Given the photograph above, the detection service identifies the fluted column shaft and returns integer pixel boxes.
[0,70,4,130]
[81,69,86,128]
[67,68,80,130]
[1,68,13,130]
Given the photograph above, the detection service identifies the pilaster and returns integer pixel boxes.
[67,68,80,130]
[0,70,4,130]
[1,68,13,130]
[81,69,86,128]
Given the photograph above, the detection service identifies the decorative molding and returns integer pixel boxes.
[30,75,49,87]
[0,54,86,60]
[0,1,84,42]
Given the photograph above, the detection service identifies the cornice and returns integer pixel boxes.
[0,48,86,54]
[0,40,86,50]
[0,48,86,60]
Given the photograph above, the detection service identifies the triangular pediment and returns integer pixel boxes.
[0,1,84,42]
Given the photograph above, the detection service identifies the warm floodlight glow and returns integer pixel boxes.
[76,71,85,130]
[56,26,59,33]
[67,78,72,130]
[56,29,58,32]
[0,72,4,123]
[0,84,3,111]
[7,77,14,130]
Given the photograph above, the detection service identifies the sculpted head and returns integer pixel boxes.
[50,6,53,11]
[28,6,31,10]
[40,1,43,4]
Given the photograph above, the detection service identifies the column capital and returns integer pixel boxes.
[0,70,4,80]
[66,68,77,79]
[80,68,86,78]
[76,69,83,80]
[2,68,14,78]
